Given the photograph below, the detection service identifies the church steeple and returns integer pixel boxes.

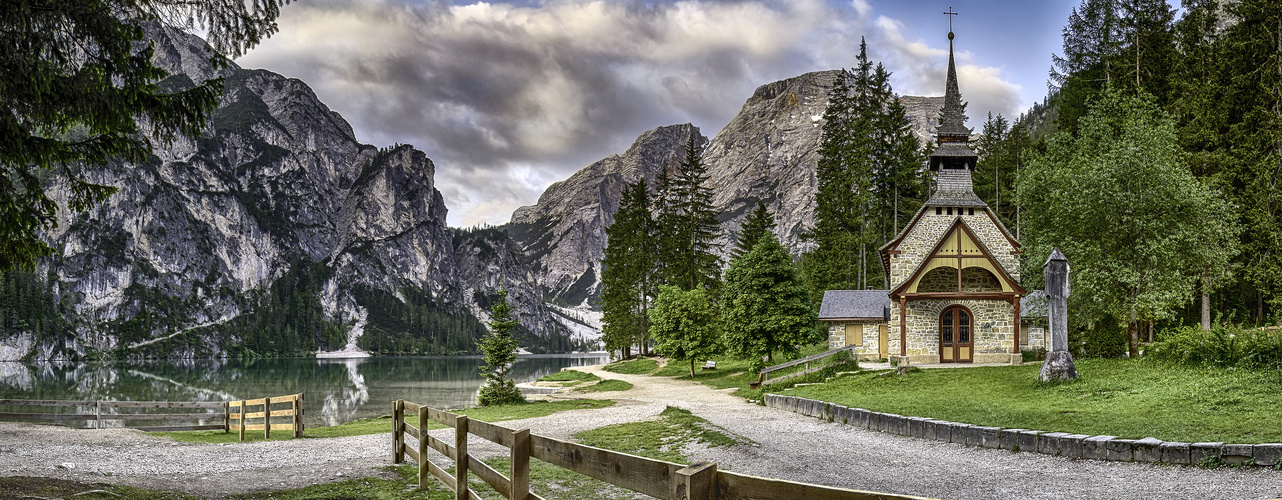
[925,20,984,208]
[929,24,978,173]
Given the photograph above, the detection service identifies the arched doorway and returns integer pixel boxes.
[940,305,973,363]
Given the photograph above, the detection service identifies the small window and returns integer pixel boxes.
[947,207,953,215]
[968,208,974,215]
[936,207,942,215]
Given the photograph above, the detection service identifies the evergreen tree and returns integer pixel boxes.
[477,288,524,406]
[1114,0,1178,103]
[1,0,291,270]
[655,134,722,291]
[973,112,1029,230]
[873,80,926,240]
[807,42,875,299]
[649,285,722,377]
[1217,0,1282,323]
[722,235,820,373]
[601,180,655,358]
[730,201,777,261]
[807,38,924,298]
[1050,0,1121,136]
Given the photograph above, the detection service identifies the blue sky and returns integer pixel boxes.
[237,0,1089,227]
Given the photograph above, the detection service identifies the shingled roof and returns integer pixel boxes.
[818,290,892,321]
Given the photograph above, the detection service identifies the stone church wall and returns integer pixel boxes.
[888,298,1016,362]
[888,209,1020,291]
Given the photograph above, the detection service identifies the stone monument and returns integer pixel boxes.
[1038,247,1078,381]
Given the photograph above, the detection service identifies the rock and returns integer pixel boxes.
[509,71,944,306]
[1038,351,1078,382]
[15,24,566,359]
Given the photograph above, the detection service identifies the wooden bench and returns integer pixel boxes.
[701,361,717,370]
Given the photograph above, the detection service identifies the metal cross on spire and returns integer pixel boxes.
[944,7,958,33]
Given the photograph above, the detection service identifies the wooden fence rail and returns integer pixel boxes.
[0,393,303,439]
[758,344,859,387]
[228,393,304,440]
[393,401,938,500]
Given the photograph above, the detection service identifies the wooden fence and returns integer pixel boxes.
[392,401,938,500]
[0,392,303,440]
[228,393,304,440]
[758,344,858,387]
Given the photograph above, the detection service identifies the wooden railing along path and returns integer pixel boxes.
[758,344,859,387]
[0,392,303,440]
[392,400,937,500]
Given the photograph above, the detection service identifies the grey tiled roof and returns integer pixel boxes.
[926,169,987,207]
[818,290,892,320]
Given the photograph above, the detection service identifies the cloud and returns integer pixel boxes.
[871,15,1021,125]
[238,0,1022,226]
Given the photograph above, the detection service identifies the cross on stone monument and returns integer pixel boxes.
[1038,247,1078,382]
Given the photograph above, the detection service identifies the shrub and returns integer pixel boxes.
[1071,321,1129,358]
[1150,324,1282,368]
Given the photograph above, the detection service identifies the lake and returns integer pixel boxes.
[0,354,609,428]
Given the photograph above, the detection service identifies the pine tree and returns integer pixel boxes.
[1114,0,1178,103]
[1216,0,1282,322]
[477,288,524,406]
[601,180,654,358]
[807,38,924,297]
[730,201,777,261]
[656,134,722,291]
[808,42,874,298]
[1051,0,1122,136]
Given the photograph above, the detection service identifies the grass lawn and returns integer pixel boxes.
[537,369,601,386]
[152,399,615,443]
[577,379,633,392]
[649,343,853,401]
[786,358,1282,444]
[602,357,660,374]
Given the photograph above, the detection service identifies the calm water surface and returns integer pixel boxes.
[0,354,608,428]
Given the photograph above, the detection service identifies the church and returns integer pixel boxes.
[818,29,1045,364]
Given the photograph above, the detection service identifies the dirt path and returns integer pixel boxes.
[2,363,1280,499]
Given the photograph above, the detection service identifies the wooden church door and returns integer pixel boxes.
[940,305,973,363]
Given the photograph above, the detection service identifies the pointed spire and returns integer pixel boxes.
[938,32,969,137]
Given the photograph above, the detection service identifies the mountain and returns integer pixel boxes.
[509,71,943,307]
[0,25,570,360]
[507,124,702,307]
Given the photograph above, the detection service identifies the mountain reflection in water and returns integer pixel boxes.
[0,354,607,428]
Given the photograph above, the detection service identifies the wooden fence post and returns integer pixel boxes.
[455,415,468,500]
[392,400,404,464]
[293,393,303,438]
[417,407,429,490]
[238,400,245,442]
[224,402,229,433]
[671,461,717,500]
[264,397,271,440]
[94,401,100,429]
[510,428,530,500]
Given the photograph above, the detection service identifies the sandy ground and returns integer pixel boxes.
[2,362,1280,499]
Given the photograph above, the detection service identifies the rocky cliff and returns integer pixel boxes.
[3,25,568,360]
[509,71,943,307]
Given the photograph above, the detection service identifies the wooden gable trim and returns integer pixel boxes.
[890,219,1027,297]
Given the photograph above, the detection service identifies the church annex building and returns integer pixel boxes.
[818,30,1047,364]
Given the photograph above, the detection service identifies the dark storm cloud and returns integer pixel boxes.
[237,0,1021,226]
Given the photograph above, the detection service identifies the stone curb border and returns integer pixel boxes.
[763,393,1282,467]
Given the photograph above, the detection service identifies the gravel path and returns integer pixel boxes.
[2,363,1280,499]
